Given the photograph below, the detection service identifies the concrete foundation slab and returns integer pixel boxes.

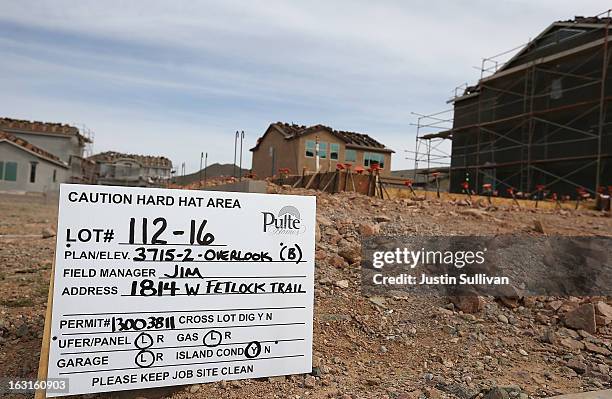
[202,180,267,194]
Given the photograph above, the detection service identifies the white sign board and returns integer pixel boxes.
[46,184,315,396]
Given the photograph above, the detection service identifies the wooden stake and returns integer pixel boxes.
[322,172,338,192]
[35,261,56,399]
[291,175,303,188]
[305,172,318,189]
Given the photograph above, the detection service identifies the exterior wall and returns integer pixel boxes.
[251,129,300,178]
[298,130,392,176]
[449,41,611,197]
[96,159,172,187]
[0,142,69,193]
[8,131,83,163]
[251,128,392,178]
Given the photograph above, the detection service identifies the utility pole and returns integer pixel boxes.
[204,152,208,186]
[233,131,239,178]
[315,135,320,172]
[239,130,245,180]
[199,152,203,186]
[270,146,276,177]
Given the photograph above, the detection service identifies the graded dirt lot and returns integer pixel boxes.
[0,188,611,399]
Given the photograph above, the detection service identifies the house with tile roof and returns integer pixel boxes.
[0,118,95,193]
[250,122,394,178]
[0,131,70,193]
[88,151,173,187]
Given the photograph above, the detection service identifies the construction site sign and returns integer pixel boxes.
[42,184,316,397]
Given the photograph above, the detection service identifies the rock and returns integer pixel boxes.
[374,215,391,223]
[368,296,387,308]
[304,375,316,388]
[518,349,528,356]
[497,314,509,324]
[41,227,56,239]
[541,329,557,344]
[564,303,597,334]
[365,377,381,386]
[189,384,200,393]
[319,277,331,285]
[15,323,29,338]
[338,243,361,264]
[559,337,585,351]
[442,324,456,335]
[439,382,478,399]
[522,297,537,308]
[458,209,486,219]
[315,223,321,242]
[423,387,442,399]
[594,301,612,326]
[584,341,611,356]
[559,327,580,339]
[450,296,485,313]
[533,219,546,234]
[334,280,349,289]
[436,307,454,317]
[499,296,520,309]
[484,387,510,399]
[358,223,380,236]
[566,359,587,374]
[317,215,333,227]
[328,254,347,268]
[546,300,564,311]
[558,300,580,313]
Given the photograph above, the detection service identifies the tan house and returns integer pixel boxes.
[250,122,394,178]
[88,151,173,187]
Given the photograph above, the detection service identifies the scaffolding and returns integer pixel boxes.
[407,110,452,188]
[434,13,612,198]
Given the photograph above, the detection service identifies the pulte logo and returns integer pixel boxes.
[262,206,303,234]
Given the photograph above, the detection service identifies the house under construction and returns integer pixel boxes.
[418,14,611,197]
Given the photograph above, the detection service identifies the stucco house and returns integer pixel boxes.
[88,151,173,187]
[250,122,394,178]
[0,131,71,193]
[0,118,94,193]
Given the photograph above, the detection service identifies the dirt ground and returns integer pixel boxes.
[0,188,611,399]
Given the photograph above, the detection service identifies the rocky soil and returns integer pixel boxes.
[0,189,611,399]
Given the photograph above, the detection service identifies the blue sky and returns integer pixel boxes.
[0,1,608,172]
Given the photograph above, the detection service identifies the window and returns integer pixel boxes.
[0,162,3,180]
[551,78,562,99]
[53,169,57,182]
[345,149,356,163]
[330,143,339,160]
[364,152,385,169]
[319,142,327,159]
[30,162,38,183]
[4,162,17,181]
[305,140,315,157]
